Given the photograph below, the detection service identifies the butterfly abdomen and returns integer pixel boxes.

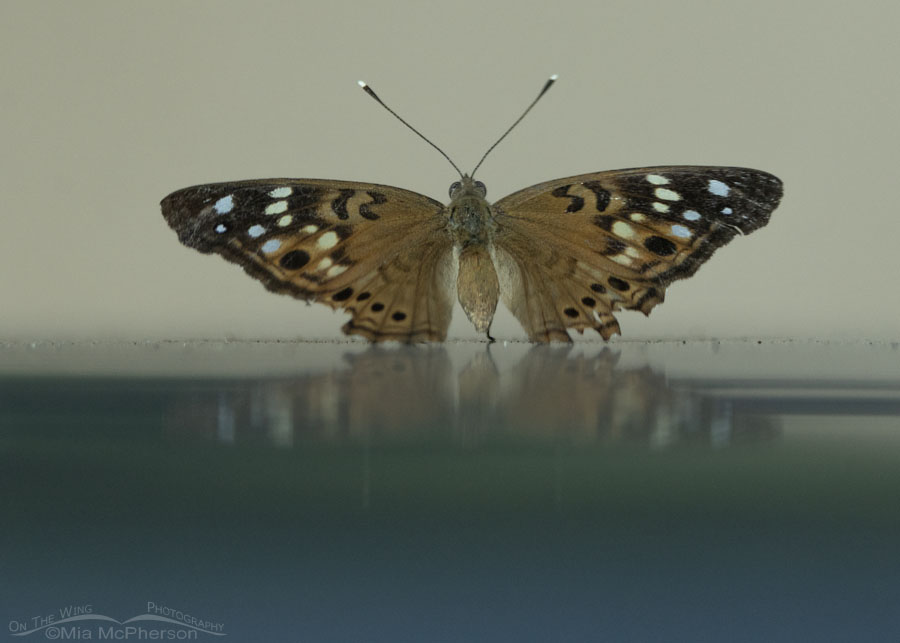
[457,244,500,334]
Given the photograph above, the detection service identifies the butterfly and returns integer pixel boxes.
[161,77,783,343]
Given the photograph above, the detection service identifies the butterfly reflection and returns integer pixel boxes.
[162,346,780,448]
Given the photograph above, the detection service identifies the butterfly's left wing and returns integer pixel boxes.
[161,179,455,342]
[491,166,783,342]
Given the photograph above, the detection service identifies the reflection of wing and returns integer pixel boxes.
[162,179,455,341]
[492,167,783,341]
[343,347,455,434]
[501,347,620,437]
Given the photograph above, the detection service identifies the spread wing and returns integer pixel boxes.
[161,179,455,342]
[491,166,783,342]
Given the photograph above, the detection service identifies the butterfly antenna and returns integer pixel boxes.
[358,80,464,179]
[470,74,558,178]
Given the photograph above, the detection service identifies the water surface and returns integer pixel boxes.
[2,340,899,641]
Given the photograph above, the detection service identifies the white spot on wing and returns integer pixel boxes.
[326,264,347,278]
[268,186,293,198]
[215,224,227,234]
[630,212,647,222]
[265,200,288,215]
[612,221,635,238]
[682,210,701,221]
[654,187,681,201]
[721,207,733,215]
[708,179,730,196]
[671,224,692,238]
[277,215,293,227]
[248,224,266,238]
[261,239,282,253]
[317,257,333,270]
[652,202,670,213]
[317,231,339,249]
[302,224,318,234]
[611,254,632,266]
[214,195,233,214]
[646,174,670,185]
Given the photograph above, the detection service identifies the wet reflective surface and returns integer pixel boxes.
[2,340,900,640]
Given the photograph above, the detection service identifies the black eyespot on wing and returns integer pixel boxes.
[392,311,407,321]
[564,307,579,318]
[590,283,607,294]
[371,302,385,312]
[280,250,310,270]
[608,277,630,291]
[644,236,677,256]
[332,287,353,301]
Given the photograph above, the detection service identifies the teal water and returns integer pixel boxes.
[2,341,899,641]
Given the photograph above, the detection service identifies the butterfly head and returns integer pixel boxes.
[449,175,487,200]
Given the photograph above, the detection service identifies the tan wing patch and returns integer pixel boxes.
[339,236,456,342]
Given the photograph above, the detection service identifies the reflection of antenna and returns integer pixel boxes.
[358,80,464,178]
[359,75,559,179]
[471,74,558,178]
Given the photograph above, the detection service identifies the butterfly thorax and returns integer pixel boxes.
[446,176,496,247]
[446,176,501,335]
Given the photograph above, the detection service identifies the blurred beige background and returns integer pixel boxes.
[2,0,897,342]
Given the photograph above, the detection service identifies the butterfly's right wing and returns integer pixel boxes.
[491,167,783,342]
[161,179,455,342]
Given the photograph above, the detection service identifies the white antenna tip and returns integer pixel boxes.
[549,74,559,81]
[357,80,367,88]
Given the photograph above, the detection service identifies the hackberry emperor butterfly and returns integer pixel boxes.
[162,76,782,343]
